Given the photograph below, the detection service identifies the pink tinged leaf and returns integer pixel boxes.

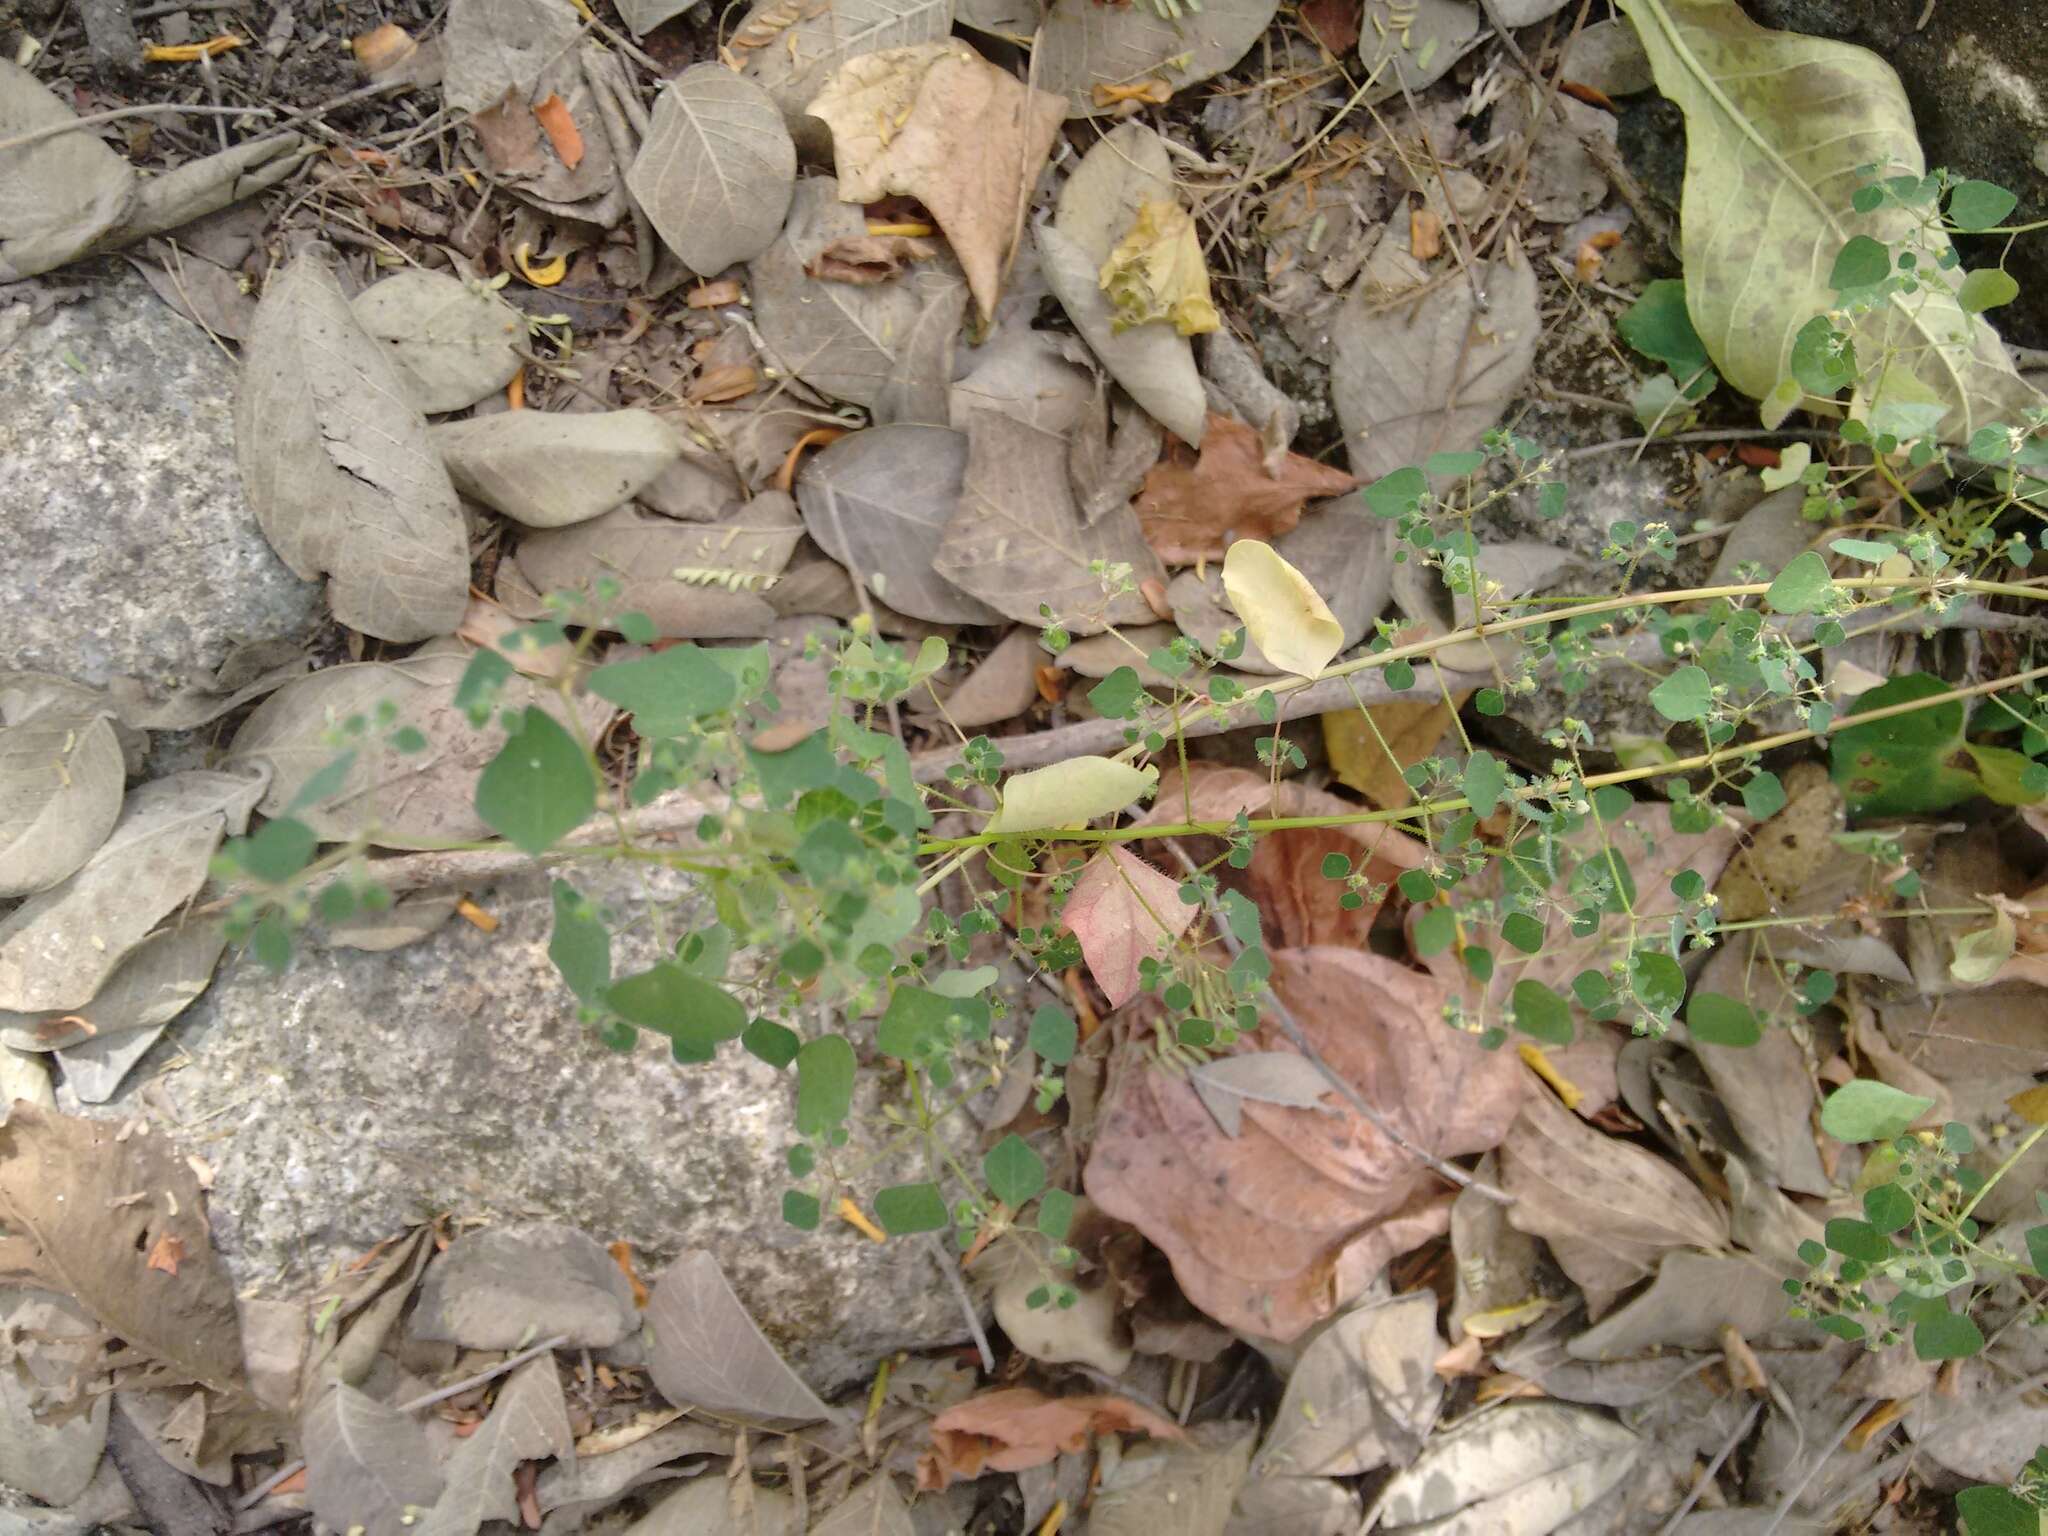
[1060,847,1195,1009]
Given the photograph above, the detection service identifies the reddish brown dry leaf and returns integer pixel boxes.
[1300,0,1362,53]
[516,1460,542,1528]
[468,90,545,178]
[688,365,760,404]
[807,234,940,284]
[1085,948,1522,1340]
[532,92,585,170]
[607,1240,650,1308]
[1410,205,1443,261]
[351,22,417,77]
[1061,847,1197,1010]
[688,279,745,308]
[917,1388,1184,1489]
[145,1232,185,1275]
[1134,413,1357,565]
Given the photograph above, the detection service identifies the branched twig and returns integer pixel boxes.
[928,1236,995,1373]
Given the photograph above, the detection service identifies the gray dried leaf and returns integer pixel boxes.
[0,918,226,1052]
[351,269,526,414]
[1257,1293,1442,1478]
[1357,1,1481,105]
[810,1475,915,1536]
[1687,940,1830,1196]
[1090,1422,1256,1536]
[1330,226,1539,482]
[638,444,743,522]
[626,1478,799,1535]
[918,627,1041,729]
[130,243,257,341]
[442,0,582,114]
[0,60,136,282]
[1561,16,1655,97]
[236,249,470,641]
[415,1356,573,1536]
[1377,1401,1637,1536]
[644,1250,834,1425]
[0,769,264,1014]
[1035,0,1275,118]
[1448,1152,1539,1339]
[54,1025,165,1104]
[629,65,795,277]
[0,711,124,897]
[1188,1051,1338,1140]
[0,672,147,771]
[0,1288,110,1506]
[302,1383,446,1536]
[751,178,968,420]
[322,892,460,952]
[795,424,1000,623]
[732,0,953,119]
[535,1421,729,1513]
[515,64,624,218]
[616,0,699,35]
[434,408,684,528]
[511,499,794,638]
[105,640,311,732]
[1070,391,1165,525]
[412,1223,637,1351]
[115,134,307,246]
[933,408,1162,633]
[950,324,1096,434]
[1568,1251,1810,1363]
[1224,1474,1359,1536]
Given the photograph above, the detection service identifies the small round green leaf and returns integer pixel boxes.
[873,1182,949,1235]
[1686,991,1760,1047]
[1821,1079,1935,1142]
[476,706,596,855]
[1959,268,2021,313]
[1947,178,2019,231]
[1029,1004,1077,1066]
[1649,665,1714,723]
[984,1133,1047,1208]
[1511,979,1574,1044]
[1765,550,1834,615]
[1913,1308,1986,1361]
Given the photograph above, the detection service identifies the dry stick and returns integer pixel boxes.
[0,101,273,154]
[1164,844,1516,1204]
[928,1236,995,1374]
[1656,1398,1763,1536]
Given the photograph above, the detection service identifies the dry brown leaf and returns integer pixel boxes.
[688,279,745,308]
[808,233,939,283]
[917,1388,1184,1489]
[806,40,1065,320]
[1085,947,1522,1340]
[1061,847,1197,1010]
[145,1233,185,1275]
[1133,413,1356,566]
[688,364,761,403]
[1299,0,1361,52]
[532,92,584,169]
[351,23,419,77]
[1322,694,1464,811]
[467,89,545,178]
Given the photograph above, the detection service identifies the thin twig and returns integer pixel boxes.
[929,1236,995,1373]
[0,101,272,154]
[1164,844,1515,1204]
[1564,427,1839,460]
[1762,1398,1873,1535]
[1657,1398,1763,1535]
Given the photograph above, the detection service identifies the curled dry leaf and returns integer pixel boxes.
[731,0,954,120]
[441,0,581,114]
[917,1387,1185,1490]
[629,65,796,277]
[644,1250,834,1425]
[0,918,227,1053]
[807,40,1064,320]
[0,59,136,282]
[1257,1292,1444,1476]
[1100,200,1220,337]
[1136,413,1357,565]
[350,269,525,414]
[433,408,684,528]
[412,1355,574,1536]
[809,233,938,282]
[1085,948,1521,1340]
[236,249,470,641]
[0,709,124,897]
[1060,846,1195,1009]
[0,1288,109,1506]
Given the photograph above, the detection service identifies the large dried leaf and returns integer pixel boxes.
[627,1478,798,1534]
[811,1476,916,1536]
[350,269,526,414]
[1060,847,1195,1009]
[0,1106,247,1398]
[0,770,263,1014]
[919,628,1041,729]
[236,250,470,641]
[510,498,797,638]
[1686,939,1830,1196]
[0,917,226,1053]
[644,1250,833,1425]
[1615,0,2042,441]
[415,1356,574,1536]
[434,409,684,528]
[628,65,796,277]
[0,1288,108,1506]
[1091,1423,1255,1536]
[794,424,1001,623]
[228,642,599,850]
[1499,1087,1728,1311]
[0,60,136,282]
[1330,225,1540,483]
[1085,947,1522,1340]
[1567,1251,1810,1362]
[1256,1293,1443,1476]
[1041,124,1206,445]
[54,1026,166,1103]
[732,0,953,119]
[0,711,124,897]
[303,1383,446,1536]
[442,0,582,114]
[917,1388,1183,1489]
[1357,0,1482,104]
[932,408,1163,633]
[751,178,969,420]
[1377,1401,1638,1536]
[807,41,1064,320]
[1136,414,1356,565]
[1034,0,1277,118]
[412,1223,637,1350]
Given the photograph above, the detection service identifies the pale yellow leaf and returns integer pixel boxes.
[1221,540,1342,679]
[1098,200,1219,337]
[988,758,1157,835]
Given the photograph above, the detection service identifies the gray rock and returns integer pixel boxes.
[82,866,968,1392]
[412,1222,637,1351]
[0,276,323,690]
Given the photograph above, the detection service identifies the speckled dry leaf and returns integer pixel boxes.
[0,711,124,897]
[0,1105,247,1398]
[751,178,969,420]
[1257,1292,1443,1476]
[414,1356,573,1536]
[732,0,952,119]
[441,0,581,114]
[1376,1401,1638,1536]
[1090,1422,1254,1536]
[1500,1087,1728,1305]
[350,269,525,413]
[1136,413,1355,565]
[1034,0,1275,117]
[0,1288,109,1506]
[629,1479,799,1535]
[0,918,225,1052]
[629,65,795,277]
[794,424,1001,623]
[932,408,1163,632]
[228,641,600,849]
[1330,226,1539,483]
[510,498,794,638]
[807,41,1063,320]
[810,1476,916,1536]
[433,408,683,528]
[0,769,264,1014]
[1084,948,1521,1340]
[235,250,470,640]
[1061,847,1193,1009]
[1226,1473,1361,1536]
[644,1250,834,1425]
[303,1384,446,1536]
[0,61,135,282]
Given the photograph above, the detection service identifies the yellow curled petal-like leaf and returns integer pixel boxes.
[989,758,1158,835]
[514,243,567,287]
[1222,540,1343,679]
[1098,200,1220,338]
